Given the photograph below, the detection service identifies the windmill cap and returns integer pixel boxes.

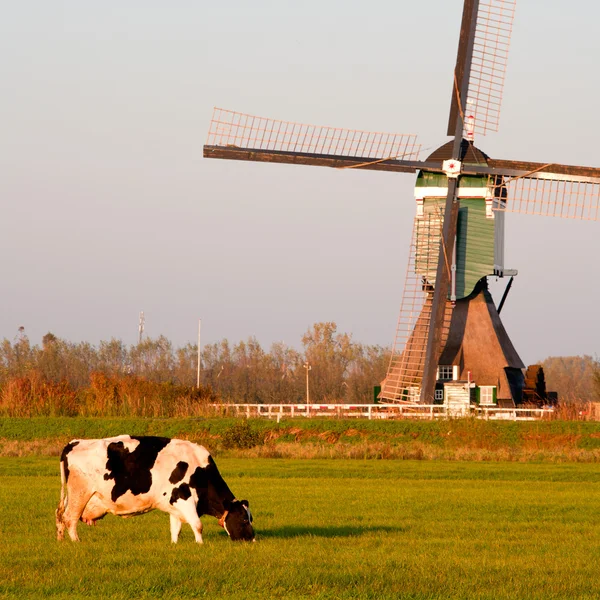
[427,139,489,165]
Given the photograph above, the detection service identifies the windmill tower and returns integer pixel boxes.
[203,0,600,408]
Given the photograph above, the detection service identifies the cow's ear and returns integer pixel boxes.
[240,499,249,509]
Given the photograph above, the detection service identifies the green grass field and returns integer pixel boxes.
[1,457,600,599]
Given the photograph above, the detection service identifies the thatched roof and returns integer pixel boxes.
[439,278,524,400]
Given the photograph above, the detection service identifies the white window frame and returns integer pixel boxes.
[480,386,496,405]
[434,389,444,401]
[437,365,454,381]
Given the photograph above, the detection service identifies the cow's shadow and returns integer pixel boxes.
[256,525,404,539]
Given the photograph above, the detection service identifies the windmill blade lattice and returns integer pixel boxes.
[206,108,422,161]
[465,0,516,137]
[380,210,452,402]
[490,175,600,220]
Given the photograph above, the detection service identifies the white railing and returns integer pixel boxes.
[208,403,554,421]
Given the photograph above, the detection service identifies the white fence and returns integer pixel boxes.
[209,403,554,421]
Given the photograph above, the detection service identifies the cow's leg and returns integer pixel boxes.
[61,474,94,542]
[170,514,182,543]
[173,499,204,544]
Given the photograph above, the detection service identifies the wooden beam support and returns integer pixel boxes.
[497,276,514,315]
[203,145,428,175]
[486,158,600,182]
[204,145,600,183]
[447,0,477,135]
[422,0,480,404]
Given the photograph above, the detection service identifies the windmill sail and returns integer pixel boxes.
[490,175,600,221]
[448,0,517,137]
[204,108,422,172]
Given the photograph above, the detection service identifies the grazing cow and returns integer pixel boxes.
[55,435,254,543]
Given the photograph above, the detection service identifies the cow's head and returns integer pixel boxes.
[223,499,254,541]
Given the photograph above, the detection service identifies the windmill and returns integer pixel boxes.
[203,0,600,408]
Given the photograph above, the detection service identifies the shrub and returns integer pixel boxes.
[221,419,264,449]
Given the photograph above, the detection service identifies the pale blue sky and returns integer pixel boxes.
[1,0,599,364]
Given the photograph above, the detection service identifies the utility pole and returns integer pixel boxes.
[196,319,202,388]
[303,362,311,405]
[138,311,145,345]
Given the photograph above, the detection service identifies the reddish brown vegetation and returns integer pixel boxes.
[0,370,216,417]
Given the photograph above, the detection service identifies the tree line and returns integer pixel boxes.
[540,355,600,403]
[0,323,390,416]
[0,323,597,417]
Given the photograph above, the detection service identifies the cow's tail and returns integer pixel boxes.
[58,458,68,508]
[55,458,68,539]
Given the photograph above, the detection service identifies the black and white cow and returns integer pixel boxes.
[56,435,254,543]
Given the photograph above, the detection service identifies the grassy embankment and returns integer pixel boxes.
[2,417,600,461]
[1,457,600,599]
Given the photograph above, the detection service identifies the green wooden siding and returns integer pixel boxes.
[414,171,495,298]
[415,172,488,189]
[414,197,494,297]
[455,198,494,299]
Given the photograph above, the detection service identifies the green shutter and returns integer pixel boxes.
[373,386,381,404]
